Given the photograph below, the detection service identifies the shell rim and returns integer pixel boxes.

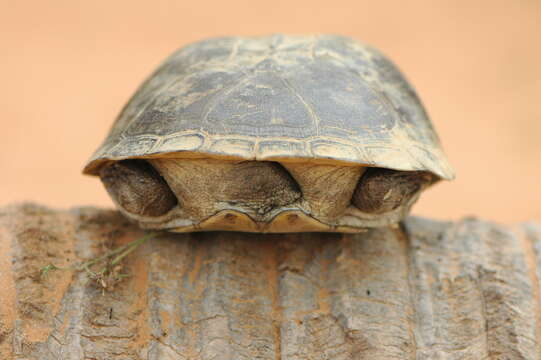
[83,132,455,180]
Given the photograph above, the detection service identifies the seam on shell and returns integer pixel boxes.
[277,71,321,137]
[86,132,454,179]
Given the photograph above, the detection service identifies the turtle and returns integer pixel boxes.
[83,34,454,233]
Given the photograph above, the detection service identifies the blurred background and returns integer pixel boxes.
[1,0,540,223]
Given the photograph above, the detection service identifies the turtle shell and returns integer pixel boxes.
[84,34,454,180]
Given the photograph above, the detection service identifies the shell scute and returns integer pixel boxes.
[364,146,419,171]
[256,140,307,159]
[160,133,205,153]
[208,138,255,157]
[310,140,359,161]
[203,71,317,138]
[109,137,158,158]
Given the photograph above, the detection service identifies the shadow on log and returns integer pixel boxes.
[0,203,540,359]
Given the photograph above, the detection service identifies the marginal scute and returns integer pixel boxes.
[408,145,445,176]
[256,140,306,158]
[364,145,422,171]
[208,138,255,157]
[310,140,359,160]
[109,137,158,158]
[159,133,205,152]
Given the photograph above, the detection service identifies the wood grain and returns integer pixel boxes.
[0,203,539,359]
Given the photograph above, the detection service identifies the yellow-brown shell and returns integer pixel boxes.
[84,34,454,180]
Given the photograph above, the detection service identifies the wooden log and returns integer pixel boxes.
[0,203,539,359]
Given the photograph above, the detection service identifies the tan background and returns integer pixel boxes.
[1,0,540,224]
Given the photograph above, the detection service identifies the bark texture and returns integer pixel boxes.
[0,203,540,360]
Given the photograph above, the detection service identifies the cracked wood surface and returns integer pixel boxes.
[0,203,540,360]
